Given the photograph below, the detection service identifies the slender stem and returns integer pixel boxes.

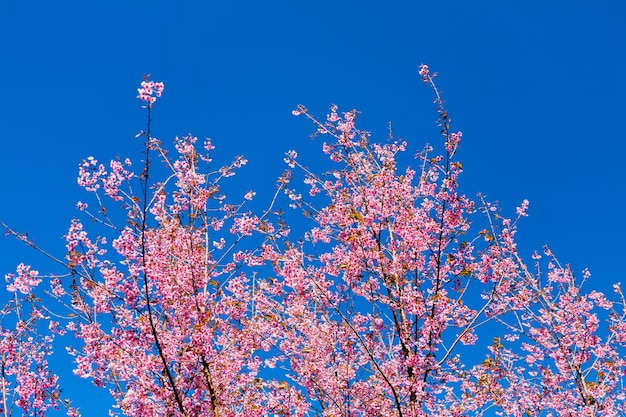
[139,103,188,416]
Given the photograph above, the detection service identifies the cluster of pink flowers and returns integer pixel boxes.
[5,263,41,294]
[136,77,164,107]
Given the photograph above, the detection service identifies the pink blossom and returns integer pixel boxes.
[284,150,298,168]
[136,77,164,107]
[5,263,41,294]
[516,198,530,217]
[419,63,430,78]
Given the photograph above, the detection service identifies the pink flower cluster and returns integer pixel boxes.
[5,263,41,294]
[136,77,164,106]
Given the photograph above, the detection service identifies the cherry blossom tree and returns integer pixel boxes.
[265,66,626,417]
[1,68,624,417]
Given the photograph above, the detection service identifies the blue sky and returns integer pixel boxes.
[1,1,625,415]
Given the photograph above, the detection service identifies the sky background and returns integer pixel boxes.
[1,1,625,415]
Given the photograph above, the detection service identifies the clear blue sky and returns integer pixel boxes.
[1,1,625,415]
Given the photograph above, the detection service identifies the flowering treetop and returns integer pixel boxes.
[0,69,624,417]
